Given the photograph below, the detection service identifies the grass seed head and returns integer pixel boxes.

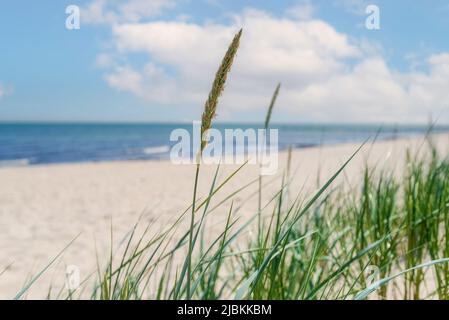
[264,83,281,129]
[200,29,242,152]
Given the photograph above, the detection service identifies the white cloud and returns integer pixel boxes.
[82,0,177,25]
[95,53,113,68]
[334,0,370,15]
[94,6,449,123]
[286,1,315,20]
[0,84,13,99]
[104,67,143,95]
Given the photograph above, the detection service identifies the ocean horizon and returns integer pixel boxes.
[1,122,448,167]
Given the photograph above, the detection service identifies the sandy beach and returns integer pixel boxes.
[1,133,448,299]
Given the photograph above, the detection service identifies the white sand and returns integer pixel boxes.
[1,133,448,299]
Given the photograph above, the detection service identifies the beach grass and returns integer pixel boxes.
[12,30,449,301]
[53,134,448,301]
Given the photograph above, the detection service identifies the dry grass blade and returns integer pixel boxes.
[200,29,242,152]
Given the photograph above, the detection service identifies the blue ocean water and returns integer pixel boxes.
[0,123,447,166]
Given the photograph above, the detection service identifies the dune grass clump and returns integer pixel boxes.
[61,138,448,301]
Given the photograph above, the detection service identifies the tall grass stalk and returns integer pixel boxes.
[258,83,281,241]
[186,29,242,299]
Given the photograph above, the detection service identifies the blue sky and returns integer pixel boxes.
[1,0,449,123]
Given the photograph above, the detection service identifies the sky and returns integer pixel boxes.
[0,0,449,124]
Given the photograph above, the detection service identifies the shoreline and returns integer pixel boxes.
[0,131,445,170]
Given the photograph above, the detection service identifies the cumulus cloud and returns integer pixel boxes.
[81,0,177,25]
[104,67,143,95]
[93,5,449,123]
[286,1,316,20]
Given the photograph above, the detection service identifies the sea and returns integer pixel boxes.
[0,123,447,167]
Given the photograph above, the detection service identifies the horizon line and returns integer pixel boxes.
[0,120,449,127]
